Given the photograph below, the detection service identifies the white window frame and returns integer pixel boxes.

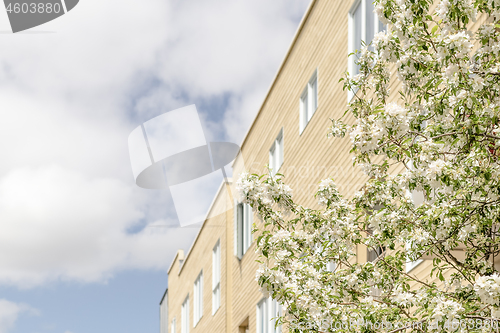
[406,189,424,272]
[171,317,176,333]
[181,296,189,333]
[299,70,318,134]
[269,129,284,176]
[212,240,221,315]
[234,200,253,259]
[193,271,203,326]
[348,0,385,101]
[257,297,282,333]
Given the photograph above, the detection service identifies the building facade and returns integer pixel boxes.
[160,0,488,332]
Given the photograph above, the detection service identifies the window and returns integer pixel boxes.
[257,298,282,333]
[257,298,268,333]
[212,240,221,314]
[406,242,423,272]
[366,209,386,263]
[234,201,253,259]
[300,71,318,133]
[367,243,384,297]
[367,245,385,262]
[160,293,168,333]
[181,296,189,333]
[348,0,385,99]
[171,318,176,333]
[269,129,284,175]
[406,190,424,272]
[193,272,203,326]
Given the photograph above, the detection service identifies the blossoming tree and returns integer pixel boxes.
[237,0,500,332]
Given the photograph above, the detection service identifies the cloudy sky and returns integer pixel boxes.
[0,0,310,332]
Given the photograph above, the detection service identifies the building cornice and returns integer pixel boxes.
[159,288,168,305]
[167,249,184,275]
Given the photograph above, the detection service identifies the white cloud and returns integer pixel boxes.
[0,0,309,287]
[133,0,311,142]
[0,299,36,333]
[156,0,305,95]
[0,164,200,287]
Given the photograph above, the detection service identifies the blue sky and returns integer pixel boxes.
[0,0,310,332]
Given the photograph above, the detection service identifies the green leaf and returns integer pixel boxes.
[431,25,438,34]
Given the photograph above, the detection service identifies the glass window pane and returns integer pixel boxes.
[378,19,385,33]
[217,286,220,309]
[198,273,203,320]
[182,297,189,333]
[300,95,308,131]
[310,78,317,116]
[212,242,220,293]
[270,299,275,333]
[194,275,202,324]
[243,205,247,252]
[264,300,268,333]
[212,286,219,313]
[366,0,375,48]
[269,145,276,175]
[269,298,282,333]
[217,246,220,282]
[246,204,252,250]
[353,2,363,75]
[278,133,285,167]
[269,147,275,173]
[275,139,281,171]
[237,204,244,258]
[258,303,263,333]
[367,246,385,262]
[194,284,197,322]
[212,251,216,289]
[242,204,252,253]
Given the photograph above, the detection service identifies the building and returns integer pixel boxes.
[160,1,378,332]
[160,0,486,331]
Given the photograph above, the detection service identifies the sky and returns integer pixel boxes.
[0,0,310,332]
